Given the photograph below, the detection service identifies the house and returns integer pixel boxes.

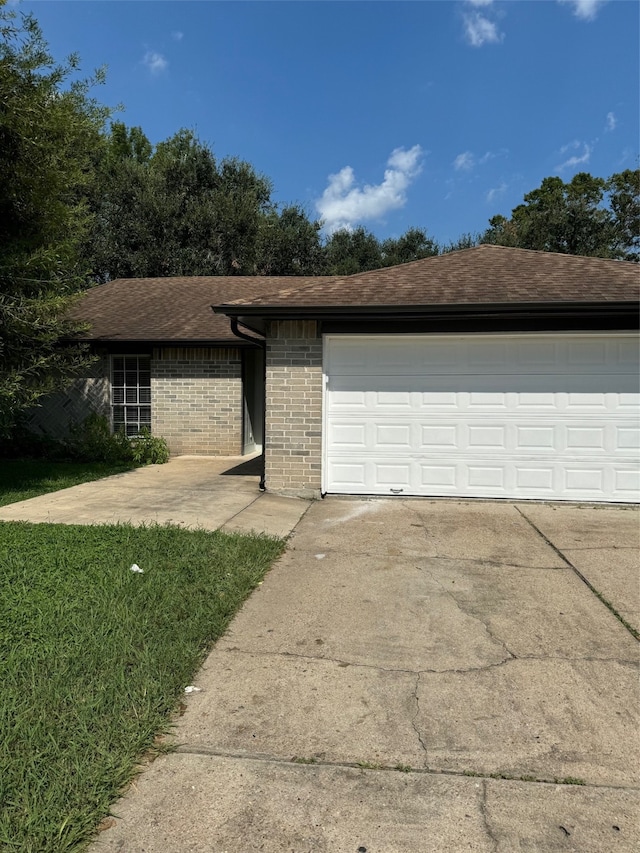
[27,275,334,457]
[213,245,639,503]
[32,246,639,503]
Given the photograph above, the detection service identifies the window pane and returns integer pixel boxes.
[112,356,153,436]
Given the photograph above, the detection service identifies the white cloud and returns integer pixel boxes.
[143,51,168,75]
[463,11,503,46]
[605,111,617,132]
[559,1,608,21]
[486,182,507,203]
[453,150,498,171]
[454,151,475,171]
[467,0,494,5]
[316,145,424,234]
[556,141,592,171]
[172,31,184,41]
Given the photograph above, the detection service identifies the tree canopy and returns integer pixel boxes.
[0,8,109,434]
[482,171,640,261]
[86,124,276,279]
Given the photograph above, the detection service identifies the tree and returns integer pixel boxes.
[440,232,481,253]
[256,204,324,275]
[0,7,109,434]
[380,227,438,266]
[482,171,639,260]
[323,227,384,275]
[86,125,274,280]
[607,169,640,261]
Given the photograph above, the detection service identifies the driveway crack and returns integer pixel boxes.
[416,563,517,663]
[480,779,499,852]
[220,645,519,675]
[516,507,640,643]
[410,672,429,766]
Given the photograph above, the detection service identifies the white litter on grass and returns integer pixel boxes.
[184,685,202,694]
[315,553,326,560]
[129,564,144,574]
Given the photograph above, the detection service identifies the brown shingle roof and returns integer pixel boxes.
[70,276,336,342]
[71,247,639,343]
[220,245,640,310]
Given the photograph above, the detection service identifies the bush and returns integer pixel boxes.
[69,415,169,465]
[68,413,131,464]
[130,428,170,465]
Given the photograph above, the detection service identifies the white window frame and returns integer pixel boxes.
[110,354,152,436]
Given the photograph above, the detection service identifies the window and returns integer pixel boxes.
[111,356,151,436]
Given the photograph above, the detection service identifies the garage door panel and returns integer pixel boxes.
[324,334,640,502]
[617,426,640,449]
[616,469,640,493]
[375,423,412,449]
[329,378,638,412]
[330,416,636,457]
[421,425,458,448]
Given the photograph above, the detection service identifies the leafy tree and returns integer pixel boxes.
[380,227,438,266]
[323,227,384,275]
[482,171,639,260]
[441,232,481,253]
[0,7,109,434]
[87,125,274,280]
[606,169,640,261]
[256,204,324,275]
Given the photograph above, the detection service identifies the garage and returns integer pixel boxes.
[324,333,640,502]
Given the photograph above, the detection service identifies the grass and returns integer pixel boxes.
[0,521,285,852]
[0,460,136,508]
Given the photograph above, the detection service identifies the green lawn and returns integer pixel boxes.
[0,521,285,852]
[0,460,137,508]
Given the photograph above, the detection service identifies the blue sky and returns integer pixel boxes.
[17,0,640,244]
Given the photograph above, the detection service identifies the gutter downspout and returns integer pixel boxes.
[229,317,267,492]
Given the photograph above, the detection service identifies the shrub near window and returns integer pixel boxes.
[69,415,169,465]
[129,428,170,465]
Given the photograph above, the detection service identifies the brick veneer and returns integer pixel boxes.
[152,347,243,456]
[264,320,323,498]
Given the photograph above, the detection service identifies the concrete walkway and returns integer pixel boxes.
[0,455,309,538]
[89,497,640,853]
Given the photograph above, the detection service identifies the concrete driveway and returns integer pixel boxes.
[92,496,640,853]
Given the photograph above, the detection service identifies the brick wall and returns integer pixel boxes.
[152,347,243,456]
[26,353,111,439]
[265,320,323,498]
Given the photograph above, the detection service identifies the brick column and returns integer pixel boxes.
[265,320,323,498]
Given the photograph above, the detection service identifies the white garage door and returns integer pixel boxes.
[324,334,640,503]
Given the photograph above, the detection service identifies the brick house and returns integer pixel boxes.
[214,246,640,503]
[28,275,334,458]
[34,246,639,503]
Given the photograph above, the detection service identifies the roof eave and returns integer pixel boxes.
[63,336,262,347]
[215,300,639,321]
